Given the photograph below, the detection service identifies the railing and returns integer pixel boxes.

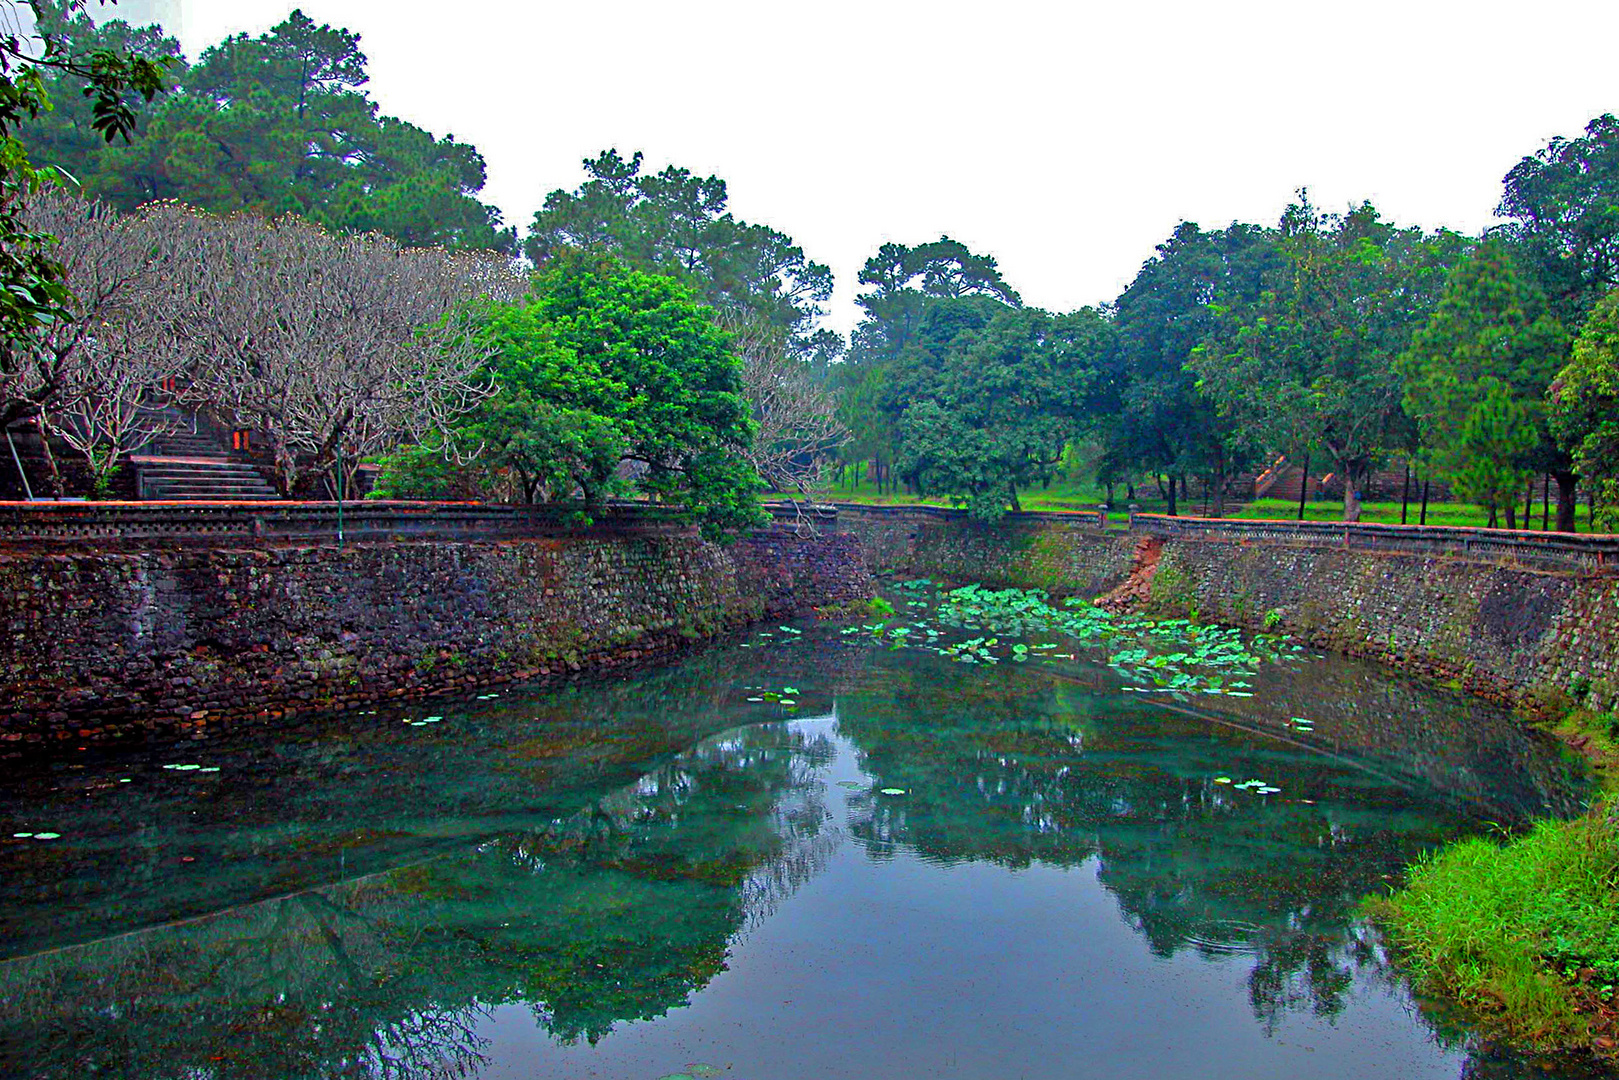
[1131,513,1619,570]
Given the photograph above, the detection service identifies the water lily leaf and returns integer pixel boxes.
[1214,776,1231,784]
[779,699,796,706]
[33,832,60,840]
[12,832,32,838]
[686,1066,726,1079]
[880,788,907,796]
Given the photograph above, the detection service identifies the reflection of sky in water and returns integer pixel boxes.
[0,614,1604,1080]
[483,713,1472,1080]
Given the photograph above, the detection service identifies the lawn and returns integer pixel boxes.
[807,478,1535,530]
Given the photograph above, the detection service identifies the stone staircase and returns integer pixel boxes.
[132,415,281,501]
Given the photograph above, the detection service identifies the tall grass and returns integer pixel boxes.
[1369,805,1619,1048]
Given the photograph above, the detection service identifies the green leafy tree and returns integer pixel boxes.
[1190,198,1465,522]
[18,6,514,252]
[1549,290,1619,532]
[887,299,1100,520]
[835,236,1022,490]
[0,0,171,429]
[444,253,762,536]
[1110,221,1279,516]
[1497,115,1619,329]
[1451,378,1537,528]
[526,149,833,345]
[1398,239,1573,528]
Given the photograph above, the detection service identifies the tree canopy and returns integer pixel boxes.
[1549,289,1619,531]
[1190,199,1465,521]
[526,150,833,348]
[18,4,514,251]
[381,252,764,536]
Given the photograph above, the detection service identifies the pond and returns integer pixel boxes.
[0,585,1608,1080]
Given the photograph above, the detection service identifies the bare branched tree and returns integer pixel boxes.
[11,188,183,493]
[719,311,847,499]
[144,204,527,494]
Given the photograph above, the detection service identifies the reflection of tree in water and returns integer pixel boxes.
[0,635,861,959]
[833,663,1476,1033]
[0,723,835,1078]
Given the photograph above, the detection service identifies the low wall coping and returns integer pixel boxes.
[0,500,837,549]
[1132,512,1619,571]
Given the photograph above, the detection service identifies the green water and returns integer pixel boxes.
[0,595,1605,1079]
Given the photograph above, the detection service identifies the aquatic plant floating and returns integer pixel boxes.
[880,788,907,796]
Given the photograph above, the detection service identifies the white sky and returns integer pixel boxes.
[106,0,1619,334]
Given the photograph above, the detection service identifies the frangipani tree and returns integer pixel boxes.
[145,204,526,494]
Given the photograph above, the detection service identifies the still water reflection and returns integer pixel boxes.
[0,608,1604,1079]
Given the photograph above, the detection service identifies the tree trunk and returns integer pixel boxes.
[1165,474,1178,517]
[1554,470,1578,533]
[38,434,64,498]
[1542,473,1550,531]
[1009,487,1022,513]
[1296,452,1310,521]
[1487,505,1499,529]
[1210,457,1227,518]
[1400,460,1411,524]
[1505,502,1516,531]
[1420,479,1430,525]
[1341,462,1365,523]
[1524,476,1534,529]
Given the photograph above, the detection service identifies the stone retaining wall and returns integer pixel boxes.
[833,505,1135,596]
[830,504,1619,716]
[1143,539,1619,716]
[0,523,871,746]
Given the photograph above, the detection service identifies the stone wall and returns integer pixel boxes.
[832,504,1619,716]
[833,505,1136,596]
[0,523,871,746]
[1142,539,1619,717]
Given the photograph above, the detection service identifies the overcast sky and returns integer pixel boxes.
[109,0,1619,333]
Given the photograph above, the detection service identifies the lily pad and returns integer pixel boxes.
[12,832,32,838]
[879,787,907,796]
[1213,776,1232,784]
[686,1066,727,1079]
[33,832,60,840]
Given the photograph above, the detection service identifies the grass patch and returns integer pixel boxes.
[818,480,1514,531]
[1544,707,1619,794]
[1230,498,1509,528]
[1369,804,1619,1052]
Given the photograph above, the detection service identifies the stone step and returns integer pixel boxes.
[145,492,284,502]
[142,464,268,478]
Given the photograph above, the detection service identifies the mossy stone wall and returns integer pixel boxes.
[834,505,1136,596]
[0,525,871,746]
[1143,540,1619,716]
